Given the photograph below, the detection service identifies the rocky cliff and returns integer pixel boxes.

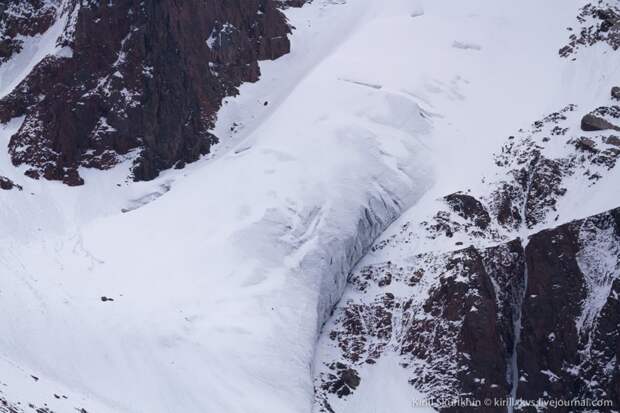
[0,0,299,185]
[316,209,620,412]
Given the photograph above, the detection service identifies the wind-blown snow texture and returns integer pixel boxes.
[0,0,619,412]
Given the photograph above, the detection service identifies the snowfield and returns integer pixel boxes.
[1,1,433,412]
[1,0,619,412]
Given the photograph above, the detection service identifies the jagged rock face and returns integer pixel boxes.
[516,210,620,411]
[403,242,524,411]
[443,193,491,230]
[315,208,620,412]
[0,1,58,63]
[314,240,524,412]
[0,0,298,185]
[485,102,620,232]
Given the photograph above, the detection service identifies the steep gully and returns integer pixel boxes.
[508,157,537,413]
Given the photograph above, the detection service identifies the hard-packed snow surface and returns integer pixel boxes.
[1,0,619,412]
[0,1,433,412]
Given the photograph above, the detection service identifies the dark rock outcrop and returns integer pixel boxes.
[0,1,58,63]
[0,0,304,185]
[582,111,620,132]
[515,210,620,411]
[277,0,310,8]
[0,176,21,191]
[316,208,620,412]
[444,192,491,230]
[560,1,620,57]
[315,241,524,412]
[405,242,524,413]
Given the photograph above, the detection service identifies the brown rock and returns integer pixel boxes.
[0,0,306,185]
[581,113,620,132]
[444,192,491,229]
[515,208,620,411]
[0,176,22,190]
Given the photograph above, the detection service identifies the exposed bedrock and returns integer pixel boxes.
[514,209,620,412]
[0,0,302,185]
[315,207,620,412]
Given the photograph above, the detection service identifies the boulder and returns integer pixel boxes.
[581,113,620,131]
[0,176,22,191]
[444,192,491,229]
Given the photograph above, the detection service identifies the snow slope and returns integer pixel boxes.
[2,0,618,412]
[313,0,620,411]
[0,1,433,412]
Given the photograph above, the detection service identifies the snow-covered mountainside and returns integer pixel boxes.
[1,1,431,412]
[313,0,620,412]
[0,0,618,412]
